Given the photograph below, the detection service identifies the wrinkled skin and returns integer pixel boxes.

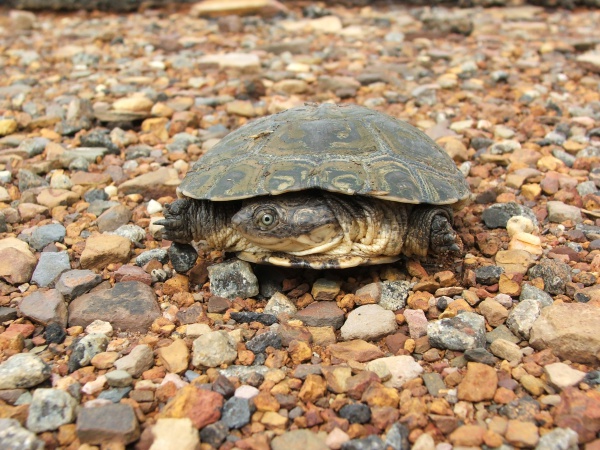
[156,192,461,269]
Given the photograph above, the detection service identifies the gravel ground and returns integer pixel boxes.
[0,2,600,450]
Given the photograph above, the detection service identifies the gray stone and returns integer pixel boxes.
[135,248,168,266]
[490,339,523,363]
[167,242,198,273]
[109,224,145,243]
[535,427,578,450]
[29,223,66,251]
[17,137,48,157]
[547,201,582,224]
[264,292,297,317]
[114,344,154,377]
[379,280,411,311]
[26,388,78,432]
[271,429,328,450]
[221,397,255,429]
[76,403,140,445]
[385,423,410,450]
[482,202,537,229]
[31,251,71,287]
[0,418,43,450]
[341,435,386,450]
[486,324,520,344]
[0,353,51,389]
[18,289,68,327]
[340,304,397,341]
[97,204,132,233]
[422,372,446,397]
[56,269,102,301]
[68,281,160,332]
[69,333,109,372]
[246,331,281,353]
[192,331,237,368]
[105,370,133,388]
[199,421,229,448]
[528,259,572,295]
[207,259,259,299]
[507,299,541,340]
[475,265,504,285]
[427,312,486,351]
[520,284,554,308]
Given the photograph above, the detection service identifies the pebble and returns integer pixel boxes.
[482,202,537,229]
[30,251,70,287]
[535,427,579,450]
[69,333,109,372]
[264,292,297,317]
[341,435,386,450]
[80,234,131,270]
[544,362,586,390]
[506,299,541,340]
[18,289,68,327]
[105,370,133,388]
[56,269,102,301]
[28,223,66,251]
[207,259,259,299]
[192,331,237,368]
[0,353,51,389]
[295,301,345,329]
[157,339,189,374]
[230,311,277,326]
[340,304,397,341]
[0,418,44,450]
[26,388,78,432]
[135,248,168,266]
[271,429,328,450]
[475,265,504,285]
[68,281,160,332]
[246,330,281,353]
[427,312,486,350]
[110,224,145,244]
[222,396,255,429]
[519,283,553,308]
[403,309,428,338]
[0,240,37,284]
[457,362,498,401]
[547,201,583,224]
[366,355,423,389]
[146,418,200,450]
[159,384,223,429]
[530,303,600,364]
[167,243,198,273]
[379,280,411,310]
[490,339,523,363]
[114,344,154,377]
[76,403,140,446]
[199,421,229,448]
[528,259,571,295]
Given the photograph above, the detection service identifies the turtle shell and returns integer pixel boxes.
[179,103,470,205]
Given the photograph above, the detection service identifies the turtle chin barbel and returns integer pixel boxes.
[156,103,470,269]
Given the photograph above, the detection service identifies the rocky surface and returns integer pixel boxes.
[0,1,599,449]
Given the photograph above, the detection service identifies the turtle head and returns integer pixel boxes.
[230,193,343,255]
[155,198,195,243]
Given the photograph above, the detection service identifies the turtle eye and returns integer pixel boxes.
[255,209,278,229]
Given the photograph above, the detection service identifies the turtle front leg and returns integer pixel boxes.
[403,206,462,257]
[155,198,195,243]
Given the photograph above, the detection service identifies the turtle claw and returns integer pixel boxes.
[430,214,462,255]
[155,199,194,243]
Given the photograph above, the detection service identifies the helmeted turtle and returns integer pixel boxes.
[157,103,470,269]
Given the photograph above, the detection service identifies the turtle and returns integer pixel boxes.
[156,103,470,269]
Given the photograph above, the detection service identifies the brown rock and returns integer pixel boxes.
[449,424,486,447]
[505,419,539,447]
[529,302,600,364]
[69,281,160,333]
[307,326,336,346]
[478,298,509,327]
[76,403,140,446]
[80,234,131,270]
[328,340,384,363]
[118,167,180,198]
[114,265,152,285]
[457,362,498,402]
[346,371,381,400]
[298,374,327,403]
[295,301,345,329]
[554,388,600,443]
[156,339,189,374]
[361,383,399,408]
[321,366,352,394]
[253,392,280,412]
[18,289,68,327]
[36,189,80,208]
[159,384,223,429]
[288,340,312,365]
[191,0,288,17]
[0,240,37,284]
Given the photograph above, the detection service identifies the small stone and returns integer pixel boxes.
[457,362,498,402]
[80,234,131,270]
[0,418,43,450]
[31,251,71,287]
[221,396,254,429]
[159,385,223,429]
[299,374,327,403]
[544,362,586,390]
[207,259,259,299]
[55,270,102,301]
[507,299,541,340]
[427,312,486,351]
[145,418,199,450]
[26,389,78,432]
[547,201,582,223]
[247,331,281,353]
[528,259,572,295]
[403,309,428,339]
[136,248,168,266]
[478,298,509,327]
[0,353,51,389]
[157,339,189,374]
[18,289,68,327]
[535,427,579,450]
[168,243,198,273]
[264,292,297,317]
[295,301,345,329]
[271,429,328,450]
[365,355,423,388]
[520,284,553,308]
[449,424,486,447]
[29,223,66,251]
[192,331,237,367]
[69,281,159,332]
[482,202,537,229]
[76,403,140,445]
[329,340,384,362]
[230,311,276,325]
[113,344,154,377]
[69,333,109,372]
[0,239,37,284]
[340,304,397,341]
[505,419,539,448]
[199,421,229,448]
[490,339,523,363]
[341,435,386,450]
[464,348,498,365]
[118,167,180,198]
[475,265,504,285]
[105,370,132,388]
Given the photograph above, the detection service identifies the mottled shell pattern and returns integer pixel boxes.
[178,103,470,205]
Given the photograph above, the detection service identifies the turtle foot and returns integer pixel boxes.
[155,198,194,243]
[430,214,462,255]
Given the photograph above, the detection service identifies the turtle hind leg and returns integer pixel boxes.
[403,206,462,257]
[155,198,195,243]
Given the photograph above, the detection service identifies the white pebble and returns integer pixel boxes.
[0,170,12,183]
[85,320,113,337]
[81,375,106,395]
[234,385,259,399]
[507,216,535,237]
[147,199,163,214]
[104,185,118,197]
